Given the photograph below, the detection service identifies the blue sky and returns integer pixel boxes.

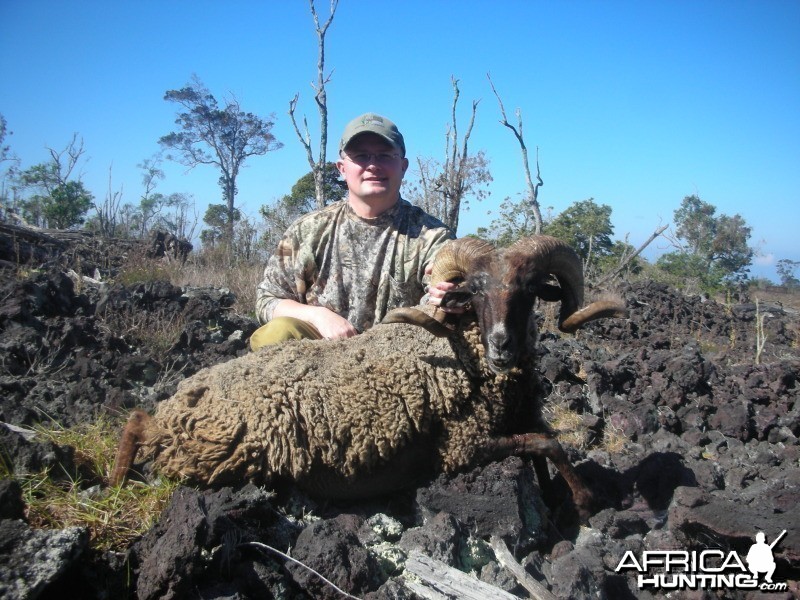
[1,1,798,281]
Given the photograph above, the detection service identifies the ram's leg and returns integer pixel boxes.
[109,410,152,487]
[485,432,594,519]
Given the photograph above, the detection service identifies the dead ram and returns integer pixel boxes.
[111,235,627,517]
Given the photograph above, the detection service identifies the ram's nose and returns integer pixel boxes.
[487,330,515,373]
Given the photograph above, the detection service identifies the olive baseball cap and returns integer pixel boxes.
[339,113,406,156]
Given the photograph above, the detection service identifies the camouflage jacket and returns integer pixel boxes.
[256,198,454,332]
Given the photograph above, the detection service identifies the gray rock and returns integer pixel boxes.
[399,511,461,566]
[549,545,608,600]
[0,520,88,600]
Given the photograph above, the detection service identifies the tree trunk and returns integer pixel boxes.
[289,0,339,211]
[488,73,543,234]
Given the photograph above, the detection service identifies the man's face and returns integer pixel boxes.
[337,133,409,205]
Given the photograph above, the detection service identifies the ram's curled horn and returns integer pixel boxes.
[507,235,627,333]
[381,238,496,336]
[559,299,628,333]
[506,235,585,331]
[428,237,495,287]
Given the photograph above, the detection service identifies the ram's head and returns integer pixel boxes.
[384,235,627,373]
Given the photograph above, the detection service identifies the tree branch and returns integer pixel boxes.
[46,133,86,190]
[487,72,543,234]
[288,93,315,172]
[309,0,339,209]
[404,550,520,600]
[490,536,557,600]
[595,223,669,286]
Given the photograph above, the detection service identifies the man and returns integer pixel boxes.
[252,113,456,349]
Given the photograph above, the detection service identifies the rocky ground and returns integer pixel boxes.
[0,228,798,599]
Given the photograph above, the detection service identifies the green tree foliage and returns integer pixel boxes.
[776,259,800,288]
[475,195,539,248]
[20,195,46,226]
[131,157,194,239]
[1,115,20,221]
[543,199,614,269]
[656,252,718,290]
[20,183,93,229]
[15,135,93,229]
[201,203,242,249]
[83,156,196,240]
[288,162,344,214]
[478,196,622,279]
[674,194,716,255]
[479,196,615,262]
[159,76,282,246]
[659,195,753,290]
[711,214,753,275]
[42,180,94,228]
[595,239,644,278]
[19,162,60,194]
[99,191,194,240]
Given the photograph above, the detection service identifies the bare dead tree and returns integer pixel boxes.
[408,77,491,232]
[289,0,339,211]
[595,223,669,286]
[21,134,87,196]
[487,73,544,235]
[48,133,86,190]
[16,134,89,222]
[440,76,481,232]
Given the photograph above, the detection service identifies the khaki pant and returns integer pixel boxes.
[249,317,323,351]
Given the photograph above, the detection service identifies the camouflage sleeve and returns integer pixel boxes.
[255,228,309,324]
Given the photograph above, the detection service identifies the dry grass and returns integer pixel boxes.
[544,397,630,455]
[97,304,186,356]
[114,248,181,288]
[600,416,628,454]
[544,401,592,451]
[22,473,179,552]
[750,286,800,312]
[174,257,263,318]
[538,300,562,335]
[9,417,180,552]
[116,250,263,318]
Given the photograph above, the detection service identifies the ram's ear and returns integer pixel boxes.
[440,285,474,309]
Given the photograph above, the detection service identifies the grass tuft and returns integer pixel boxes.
[12,417,179,552]
[600,416,628,454]
[97,304,186,356]
[544,401,592,450]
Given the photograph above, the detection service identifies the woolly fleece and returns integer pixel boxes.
[141,317,542,496]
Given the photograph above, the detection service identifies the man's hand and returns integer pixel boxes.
[424,263,466,314]
[272,299,358,340]
[307,306,358,340]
